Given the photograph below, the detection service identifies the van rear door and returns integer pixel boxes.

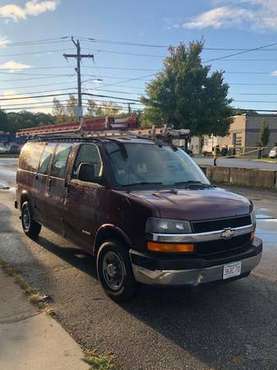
[35,142,56,224]
[45,143,72,234]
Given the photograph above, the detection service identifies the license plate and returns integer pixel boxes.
[223,261,241,280]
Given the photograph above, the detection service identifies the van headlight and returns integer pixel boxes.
[145,217,192,234]
[250,201,256,229]
[251,208,256,229]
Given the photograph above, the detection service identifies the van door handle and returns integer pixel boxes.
[35,174,39,180]
[48,178,52,189]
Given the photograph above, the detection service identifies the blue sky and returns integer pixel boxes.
[1,0,277,113]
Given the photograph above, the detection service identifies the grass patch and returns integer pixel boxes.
[14,275,37,296]
[83,351,115,370]
[254,158,277,163]
[0,258,49,310]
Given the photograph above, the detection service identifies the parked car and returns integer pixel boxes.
[0,144,9,154]
[269,146,277,159]
[16,135,262,301]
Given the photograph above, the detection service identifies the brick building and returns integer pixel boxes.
[197,113,277,155]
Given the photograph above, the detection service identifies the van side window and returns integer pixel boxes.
[19,142,44,172]
[38,143,56,175]
[50,143,72,178]
[72,144,102,179]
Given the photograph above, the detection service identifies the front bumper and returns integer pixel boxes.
[130,237,262,286]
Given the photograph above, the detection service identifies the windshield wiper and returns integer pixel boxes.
[173,181,213,188]
[121,182,163,187]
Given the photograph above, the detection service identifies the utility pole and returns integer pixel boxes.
[128,103,131,114]
[63,37,94,122]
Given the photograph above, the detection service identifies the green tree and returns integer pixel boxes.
[5,111,54,133]
[0,109,9,132]
[66,95,78,119]
[259,120,270,147]
[53,98,66,123]
[142,41,233,136]
[86,100,122,117]
[86,99,100,117]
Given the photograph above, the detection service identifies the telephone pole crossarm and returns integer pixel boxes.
[63,38,94,122]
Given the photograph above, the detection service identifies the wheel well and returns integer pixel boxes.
[20,194,29,209]
[94,227,130,256]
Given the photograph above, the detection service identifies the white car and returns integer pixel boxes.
[0,144,9,154]
[269,146,277,159]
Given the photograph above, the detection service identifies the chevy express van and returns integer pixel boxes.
[16,135,262,301]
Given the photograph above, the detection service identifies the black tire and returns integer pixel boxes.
[21,201,41,239]
[97,240,137,302]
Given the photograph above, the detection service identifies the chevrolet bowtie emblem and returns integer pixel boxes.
[221,228,235,240]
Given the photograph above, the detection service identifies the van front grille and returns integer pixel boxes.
[192,215,251,233]
[196,233,252,256]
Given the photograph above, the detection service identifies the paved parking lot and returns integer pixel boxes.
[0,159,277,370]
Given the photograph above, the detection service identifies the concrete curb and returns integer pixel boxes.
[201,166,277,190]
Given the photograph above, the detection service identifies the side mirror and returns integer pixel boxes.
[77,162,99,183]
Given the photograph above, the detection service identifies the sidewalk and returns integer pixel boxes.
[0,268,89,370]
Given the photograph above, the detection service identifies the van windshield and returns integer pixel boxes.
[105,142,210,188]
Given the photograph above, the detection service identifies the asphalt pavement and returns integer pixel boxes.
[195,157,277,171]
[0,158,277,370]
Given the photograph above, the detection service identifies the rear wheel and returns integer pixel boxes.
[21,201,41,239]
[97,241,137,302]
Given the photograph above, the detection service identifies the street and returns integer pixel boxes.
[195,157,277,171]
[1,158,277,370]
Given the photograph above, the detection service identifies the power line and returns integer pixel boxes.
[235,99,277,104]
[83,37,169,48]
[94,48,165,58]
[82,37,277,56]
[0,48,74,58]
[230,83,277,86]
[1,101,135,112]
[239,93,277,96]
[233,108,277,112]
[84,88,142,96]
[83,93,140,103]
[93,73,155,90]
[0,81,77,90]
[0,92,78,102]
[1,37,70,48]
[204,42,277,63]
[205,47,277,52]
[0,75,76,83]
[0,71,74,77]
[0,87,77,96]
[0,91,141,104]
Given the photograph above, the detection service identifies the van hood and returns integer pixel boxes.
[126,187,251,221]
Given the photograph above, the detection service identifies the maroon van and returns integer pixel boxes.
[16,135,262,301]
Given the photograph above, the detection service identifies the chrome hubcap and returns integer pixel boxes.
[22,207,30,230]
[102,251,125,291]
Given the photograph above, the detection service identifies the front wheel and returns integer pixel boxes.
[97,241,137,302]
[21,201,41,239]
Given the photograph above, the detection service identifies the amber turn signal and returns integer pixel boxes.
[147,241,195,253]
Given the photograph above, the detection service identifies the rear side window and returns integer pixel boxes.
[50,143,72,178]
[72,144,102,179]
[38,143,56,175]
[19,142,44,172]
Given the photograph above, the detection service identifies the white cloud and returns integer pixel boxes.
[0,61,31,72]
[182,0,277,31]
[184,6,252,29]
[0,1,58,22]
[271,70,277,76]
[0,36,10,48]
